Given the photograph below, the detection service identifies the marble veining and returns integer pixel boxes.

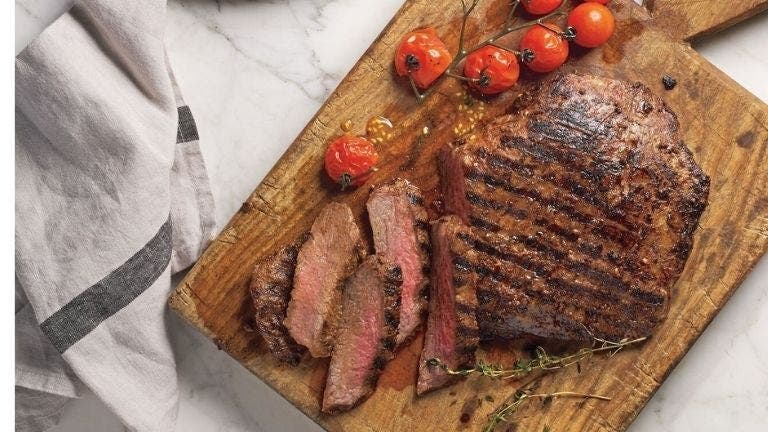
[15,1,768,431]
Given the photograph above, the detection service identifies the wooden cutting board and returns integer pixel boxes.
[169,1,768,431]
[649,0,768,41]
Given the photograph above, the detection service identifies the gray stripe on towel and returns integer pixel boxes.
[176,106,199,143]
[41,217,172,353]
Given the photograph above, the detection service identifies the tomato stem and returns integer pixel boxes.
[445,71,480,83]
[411,1,568,103]
[536,21,574,41]
[404,53,420,71]
[473,10,567,55]
[562,26,577,41]
[407,72,427,102]
[458,0,482,56]
[519,48,535,63]
[505,0,520,30]
[339,167,378,191]
[486,42,519,55]
[339,173,353,191]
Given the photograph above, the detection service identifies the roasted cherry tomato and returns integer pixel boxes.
[395,27,453,89]
[324,135,379,189]
[567,3,615,48]
[520,0,563,15]
[463,46,520,95]
[519,24,569,73]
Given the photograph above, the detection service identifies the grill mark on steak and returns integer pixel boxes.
[456,199,665,315]
[470,260,638,340]
[469,215,503,232]
[440,73,709,342]
[466,172,591,226]
[407,192,424,206]
[464,251,657,340]
[531,217,579,242]
[249,236,308,365]
[456,231,550,278]
[500,131,624,178]
[481,285,620,325]
[454,302,475,316]
[451,241,652,324]
[367,179,431,346]
[464,166,640,246]
[322,256,402,413]
[456,226,649,298]
[471,224,622,282]
[285,202,365,358]
[418,216,479,395]
[527,101,619,152]
[501,110,682,218]
[455,323,480,339]
[477,289,631,340]
[629,287,666,305]
[414,219,431,231]
[528,117,604,153]
[466,191,529,220]
[479,146,638,224]
[464,169,646,264]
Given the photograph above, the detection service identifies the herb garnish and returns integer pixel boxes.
[408,0,569,103]
[426,335,647,380]
[483,387,610,432]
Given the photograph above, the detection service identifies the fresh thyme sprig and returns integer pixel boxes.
[482,387,611,432]
[408,0,567,103]
[426,335,647,380]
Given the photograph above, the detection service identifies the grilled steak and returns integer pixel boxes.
[285,202,366,357]
[249,236,308,365]
[440,74,709,341]
[367,178,430,346]
[417,216,480,395]
[322,256,402,413]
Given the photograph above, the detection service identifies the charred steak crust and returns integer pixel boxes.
[322,256,403,413]
[380,264,404,359]
[248,235,309,365]
[417,216,480,395]
[285,202,366,358]
[367,178,430,346]
[441,73,709,342]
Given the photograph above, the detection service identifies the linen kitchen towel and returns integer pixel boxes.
[15,1,216,431]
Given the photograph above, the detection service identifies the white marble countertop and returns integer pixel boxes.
[16,1,768,431]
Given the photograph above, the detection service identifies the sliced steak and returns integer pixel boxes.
[249,235,308,365]
[367,178,430,346]
[285,202,366,358]
[440,73,709,341]
[322,255,402,413]
[417,216,480,395]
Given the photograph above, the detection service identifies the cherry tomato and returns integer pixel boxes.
[324,135,379,189]
[395,27,453,89]
[463,46,520,95]
[567,3,615,48]
[520,0,563,15]
[519,24,569,73]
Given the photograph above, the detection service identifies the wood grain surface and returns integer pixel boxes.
[648,0,768,41]
[169,1,768,431]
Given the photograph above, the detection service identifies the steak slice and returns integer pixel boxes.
[249,235,308,365]
[417,216,480,395]
[322,255,402,413]
[285,202,366,357]
[440,73,709,341]
[367,178,430,346]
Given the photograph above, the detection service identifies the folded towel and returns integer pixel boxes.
[15,1,216,430]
